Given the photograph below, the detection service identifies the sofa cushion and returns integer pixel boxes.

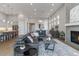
[23,35,32,43]
[27,36,33,43]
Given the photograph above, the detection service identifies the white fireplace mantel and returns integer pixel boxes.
[65,22,79,27]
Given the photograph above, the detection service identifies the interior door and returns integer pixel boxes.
[29,23,35,32]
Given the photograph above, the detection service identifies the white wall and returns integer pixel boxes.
[18,17,28,35]
[43,20,48,30]
[0,13,6,27]
[27,19,48,31]
[28,19,39,31]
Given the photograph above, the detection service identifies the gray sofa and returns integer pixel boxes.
[14,32,39,56]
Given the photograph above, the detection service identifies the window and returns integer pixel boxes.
[54,21,56,25]
[57,15,60,25]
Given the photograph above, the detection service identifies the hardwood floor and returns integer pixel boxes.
[0,39,16,56]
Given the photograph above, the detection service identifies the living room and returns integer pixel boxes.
[0,3,79,56]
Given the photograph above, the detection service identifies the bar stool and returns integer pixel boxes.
[7,32,10,40]
[3,33,7,41]
[8,32,11,40]
[4,32,9,41]
[13,32,16,38]
[0,33,4,42]
[10,32,13,39]
[15,32,17,38]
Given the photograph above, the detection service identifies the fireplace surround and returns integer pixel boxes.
[65,24,79,50]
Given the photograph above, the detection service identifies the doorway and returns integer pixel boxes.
[29,23,35,32]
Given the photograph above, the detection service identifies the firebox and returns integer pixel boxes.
[71,31,79,44]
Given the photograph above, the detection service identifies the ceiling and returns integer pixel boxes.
[0,3,64,20]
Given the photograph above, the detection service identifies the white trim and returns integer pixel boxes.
[65,22,79,26]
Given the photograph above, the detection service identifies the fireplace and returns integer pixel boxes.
[71,31,79,44]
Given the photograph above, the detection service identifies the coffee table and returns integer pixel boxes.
[43,37,56,51]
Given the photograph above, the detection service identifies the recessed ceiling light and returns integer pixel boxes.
[38,20,43,23]
[30,3,32,5]
[57,15,60,19]
[51,3,54,6]
[54,17,56,21]
[48,13,49,16]
[7,21,10,24]
[2,19,6,23]
[34,9,37,11]
[18,14,24,18]
[50,9,53,11]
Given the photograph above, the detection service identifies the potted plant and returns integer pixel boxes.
[59,31,65,41]
[54,25,60,38]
